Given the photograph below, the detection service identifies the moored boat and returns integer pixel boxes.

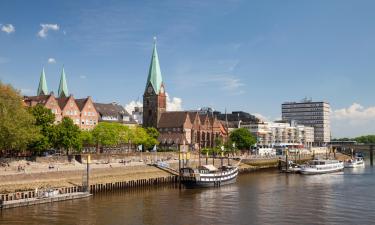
[180,164,239,188]
[300,159,344,175]
[344,157,365,168]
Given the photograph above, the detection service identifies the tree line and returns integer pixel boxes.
[332,135,375,144]
[0,82,159,156]
[1,82,257,156]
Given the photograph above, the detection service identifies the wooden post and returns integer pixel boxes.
[370,145,374,166]
[285,148,289,172]
[178,149,181,189]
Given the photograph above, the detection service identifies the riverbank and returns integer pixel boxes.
[0,152,350,194]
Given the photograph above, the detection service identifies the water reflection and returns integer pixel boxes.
[1,167,375,225]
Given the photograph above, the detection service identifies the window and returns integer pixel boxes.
[84,112,87,116]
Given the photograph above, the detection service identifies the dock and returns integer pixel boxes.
[1,192,91,210]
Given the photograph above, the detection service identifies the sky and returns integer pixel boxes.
[0,0,375,137]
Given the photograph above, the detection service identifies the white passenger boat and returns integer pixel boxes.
[344,157,365,168]
[300,160,344,175]
[180,164,239,188]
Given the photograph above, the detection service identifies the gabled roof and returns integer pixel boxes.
[145,40,163,94]
[24,94,52,106]
[94,102,137,124]
[94,103,127,117]
[57,96,71,109]
[158,111,191,128]
[37,68,48,96]
[75,98,89,111]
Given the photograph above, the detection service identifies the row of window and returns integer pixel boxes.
[73,119,97,126]
[50,108,97,117]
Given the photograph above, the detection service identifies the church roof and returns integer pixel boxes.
[158,111,191,128]
[58,67,69,98]
[37,68,48,96]
[146,40,163,94]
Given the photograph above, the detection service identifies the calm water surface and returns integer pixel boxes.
[1,165,375,225]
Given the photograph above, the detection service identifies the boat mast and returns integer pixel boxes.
[198,113,201,167]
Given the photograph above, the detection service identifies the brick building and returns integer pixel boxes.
[142,40,228,150]
[24,67,99,130]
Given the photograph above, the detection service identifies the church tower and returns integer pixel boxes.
[37,67,49,96]
[143,38,166,128]
[58,66,69,98]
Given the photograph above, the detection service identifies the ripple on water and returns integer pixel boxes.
[1,167,375,225]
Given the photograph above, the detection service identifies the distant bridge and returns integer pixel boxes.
[329,142,375,165]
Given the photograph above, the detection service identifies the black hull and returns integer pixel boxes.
[181,174,238,188]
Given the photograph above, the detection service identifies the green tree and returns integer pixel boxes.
[229,128,256,150]
[80,130,94,146]
[0,82,40,152]
[144,127,159,150]
[28,105,56,152]
[53,117,82,154]
[355,135,375,144]
[145,127,159,140]
[91,122,120,153]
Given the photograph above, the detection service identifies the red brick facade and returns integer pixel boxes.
[24,94,99,130]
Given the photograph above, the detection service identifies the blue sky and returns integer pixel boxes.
[1,0,375,137]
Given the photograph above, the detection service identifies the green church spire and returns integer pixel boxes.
[58,66,69,98]
[37,67,49,96]
[146,37,163,94]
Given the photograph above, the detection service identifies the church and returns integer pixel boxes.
[142,40,228,150]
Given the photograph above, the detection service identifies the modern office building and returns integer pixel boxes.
[242,121,314,148]
[281,99,330,145]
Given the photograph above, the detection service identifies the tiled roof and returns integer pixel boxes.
[57,96,70,109]
[94,102,137,124]
[24,95,51,104]
[158,111,191,128]
[75,98,88,111]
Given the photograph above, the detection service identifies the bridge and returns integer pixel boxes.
[329,142,375,165]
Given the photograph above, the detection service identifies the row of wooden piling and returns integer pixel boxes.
[89,175,177,193]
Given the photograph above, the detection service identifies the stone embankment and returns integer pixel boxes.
[0,152,351,203]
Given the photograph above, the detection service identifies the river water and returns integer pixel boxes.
[1,165,375,225]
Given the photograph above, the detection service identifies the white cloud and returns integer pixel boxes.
[125,100,143,114]
[166,93,183,111]
[124,94,183,114]
[331,103,375,137]
[48,58,56,64]
[37,24,60,38]
[252,113,270,122]
[206,75,245,95]
[1,24,15,34]
[79,75,87,79]
[332,103,375,121]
